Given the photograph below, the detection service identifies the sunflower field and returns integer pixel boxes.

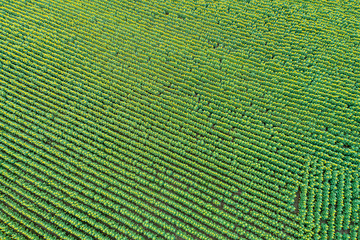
[0,0,359,239]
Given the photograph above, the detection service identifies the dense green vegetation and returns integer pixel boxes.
[0,0,359,239]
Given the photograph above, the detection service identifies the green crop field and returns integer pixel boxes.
[0,0,359,239]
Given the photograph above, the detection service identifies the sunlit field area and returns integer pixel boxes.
[0,0,359,239]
